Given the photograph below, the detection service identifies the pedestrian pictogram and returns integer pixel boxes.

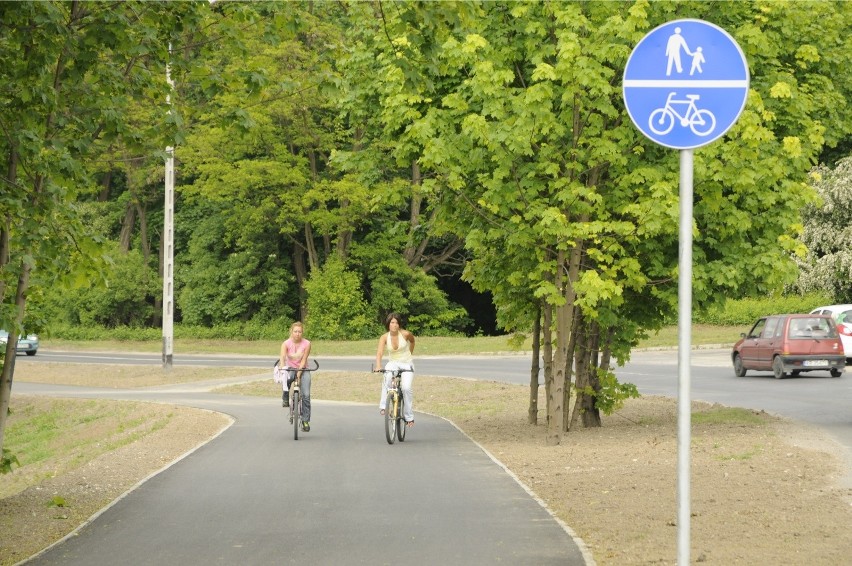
[623,19,749,149]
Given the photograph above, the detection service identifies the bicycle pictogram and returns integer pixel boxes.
[648,92,716,136]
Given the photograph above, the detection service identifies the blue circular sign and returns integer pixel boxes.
[623,19,749,150]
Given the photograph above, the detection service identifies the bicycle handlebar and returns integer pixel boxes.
[370,365,412,374]
[283,359,319,371]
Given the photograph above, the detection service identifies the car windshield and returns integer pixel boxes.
[787,317,838,339]
[838,310,852,324]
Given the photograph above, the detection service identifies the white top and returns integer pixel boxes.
[385,332,413,364]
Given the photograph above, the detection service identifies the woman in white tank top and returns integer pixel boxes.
[374,312,416,426]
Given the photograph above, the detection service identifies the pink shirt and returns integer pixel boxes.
[282,338,311,368]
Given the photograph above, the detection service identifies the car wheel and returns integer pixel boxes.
[26,350,36,356]
[733,354,747,377]
[772,356,787,379]
[830,368,842,378]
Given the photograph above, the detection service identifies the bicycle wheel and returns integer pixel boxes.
[689,109,716,136]
[384,391,397,445]
[293,390,300,440]
[648,108,675,135]
[397,397,406,442]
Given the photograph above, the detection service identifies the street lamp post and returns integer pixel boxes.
[163,45,175,370]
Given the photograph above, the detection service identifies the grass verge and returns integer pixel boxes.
[41,324,744,357]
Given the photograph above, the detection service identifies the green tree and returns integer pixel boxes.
[0,0,221,467]
[344,0,852,444]
[792,157,852,301]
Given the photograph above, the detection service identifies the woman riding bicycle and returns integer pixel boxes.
[374,312,415,427]
[280,321,312,432]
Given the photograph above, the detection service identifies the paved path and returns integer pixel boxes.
[18,380,591,565]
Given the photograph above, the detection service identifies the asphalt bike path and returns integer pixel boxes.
[17,380,591,565]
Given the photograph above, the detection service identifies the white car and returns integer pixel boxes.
[809,304,852,364]
[0,330,39,356]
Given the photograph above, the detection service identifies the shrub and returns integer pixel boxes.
[304,257,376,340]
[697,292,834,325]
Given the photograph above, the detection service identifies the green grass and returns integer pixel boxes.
[43,324,744,356]
[692,406,766,426]
[1,398,184,499]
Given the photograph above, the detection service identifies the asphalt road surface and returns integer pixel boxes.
[16,377,591,565]
[14,345,852,564]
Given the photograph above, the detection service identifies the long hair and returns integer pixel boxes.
[384,312,404,330]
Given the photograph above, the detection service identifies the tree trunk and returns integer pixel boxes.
[119,200,135,253]
[0,262,31,454]
[528,305,541,425]
[293,242,308,321]
[571,318,603,428]
[564,304,579,432]
[550,239,583,443]
[304,223,319,271]
[0,149,22,458]
[581,320,602,428]
[135,202,149,261]
[404,160,422,266]
[547,251,568,445]
[542,295,553,421]
[98,169,112,202]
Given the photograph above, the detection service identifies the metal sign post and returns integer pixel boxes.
[623,19,749,565]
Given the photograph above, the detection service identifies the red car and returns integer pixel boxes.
[732,314,845,379]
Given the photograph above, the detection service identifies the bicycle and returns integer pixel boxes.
[286,359,319,440]
[648,91,716,136]
[372,366,411,444]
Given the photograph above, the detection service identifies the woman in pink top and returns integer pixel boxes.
[279,321,312,431]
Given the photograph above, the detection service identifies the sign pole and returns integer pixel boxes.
[622,19,749,564]
[677,149,693,565]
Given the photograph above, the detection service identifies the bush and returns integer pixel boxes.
[304,257,377,340]
[42,319,294,342]
[41,247,158,328]
[697,292,834,325]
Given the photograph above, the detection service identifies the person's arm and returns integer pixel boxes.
[375,334,387,370]
[404,330,415,354]
[298,341,311,368]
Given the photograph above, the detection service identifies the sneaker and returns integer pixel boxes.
[302,421,310,432]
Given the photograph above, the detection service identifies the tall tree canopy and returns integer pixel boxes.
[341,0,852,443]
[0,0,267,468]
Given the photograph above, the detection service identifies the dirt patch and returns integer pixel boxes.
[4,363,852,565]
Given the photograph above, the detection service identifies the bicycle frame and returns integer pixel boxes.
[374,366,408,444]
[662,92,699,124]
[285,359,318,441]
[289,374,302,440]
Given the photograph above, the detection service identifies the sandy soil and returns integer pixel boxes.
[3,363,852,565]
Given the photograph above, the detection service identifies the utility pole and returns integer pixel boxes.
[163,45,175,370]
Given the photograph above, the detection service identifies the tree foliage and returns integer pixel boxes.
[792,157,852,301]
[0,0,222,465]
[342,0,852,442]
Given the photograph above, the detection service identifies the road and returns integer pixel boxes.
[24,347,852,462]
[13,346,852,563]
[15,354,591,565]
